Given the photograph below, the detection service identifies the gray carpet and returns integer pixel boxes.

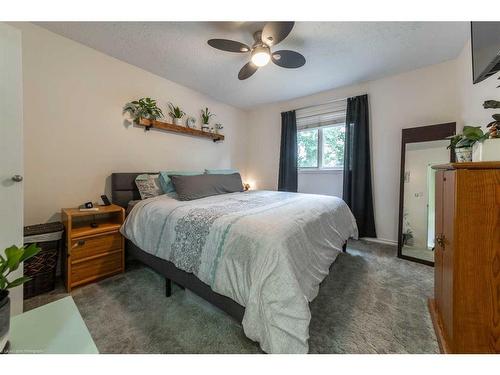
[24,240,438,354]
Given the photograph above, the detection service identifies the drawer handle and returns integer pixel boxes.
[76,240,86,247]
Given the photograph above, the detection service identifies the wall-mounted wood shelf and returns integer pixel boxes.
[138,118,224,142]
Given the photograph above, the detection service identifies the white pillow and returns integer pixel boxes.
[135,174,163,200]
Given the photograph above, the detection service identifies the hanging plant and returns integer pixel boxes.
[123,98,164,123]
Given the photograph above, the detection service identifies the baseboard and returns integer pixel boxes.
[359,237,397,246]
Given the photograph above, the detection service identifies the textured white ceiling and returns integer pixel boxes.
[35,22,469,109]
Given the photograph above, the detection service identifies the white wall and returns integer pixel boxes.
[246,60,459,243]
[14,23,249,225]
[298,171,343,197]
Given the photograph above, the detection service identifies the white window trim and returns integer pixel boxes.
[298,123,345,171]
[298,168,343,174]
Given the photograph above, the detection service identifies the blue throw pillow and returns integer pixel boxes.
[205,169,239,175]
[159,170,203,193]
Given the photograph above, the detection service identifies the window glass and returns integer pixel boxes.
[297,129,318,168]
[322,125,345,168]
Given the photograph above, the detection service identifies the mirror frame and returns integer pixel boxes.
[397,122,456,266]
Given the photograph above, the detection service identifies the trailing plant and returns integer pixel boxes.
[123,98,164,123]
[446,126,489,150]
[486,114,500,138]
[201,107,215,125]
[483,99,500,138]
[167,102,185,119]
[481,75,500,138]
[1,244,41,292]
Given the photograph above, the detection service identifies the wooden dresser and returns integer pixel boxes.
[429,161,500,353]
[61,204,125,292]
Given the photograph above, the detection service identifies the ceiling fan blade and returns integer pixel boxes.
[207,39,250,53]
[238,62,258,80]
[261,22,295,46]
[272,50,306,68]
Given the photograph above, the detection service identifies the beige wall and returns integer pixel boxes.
[15,23,249,225]
[245,60,460,243]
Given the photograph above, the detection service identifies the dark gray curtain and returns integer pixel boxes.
[278,110,298,192]
[343,94,377,238]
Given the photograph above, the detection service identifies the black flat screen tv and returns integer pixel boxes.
[471,22,500,84]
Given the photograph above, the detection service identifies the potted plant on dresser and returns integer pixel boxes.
[447,126,489,162]
[168,102,186,126]
[1,244,40,353]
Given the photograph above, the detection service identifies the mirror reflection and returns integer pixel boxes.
[401,139,450,263]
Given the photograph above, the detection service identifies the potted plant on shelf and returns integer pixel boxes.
[123,98,164,130]
[1,244,41,353]
[168,102,186,126]
[201,107,215,132]
[446,126,489,162]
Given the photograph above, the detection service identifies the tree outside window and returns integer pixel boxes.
[298,125,345,169]
[297,128,318,167]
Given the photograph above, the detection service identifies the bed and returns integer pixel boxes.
[112,172,358,353]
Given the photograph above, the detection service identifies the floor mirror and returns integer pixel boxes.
[397,122,456,266]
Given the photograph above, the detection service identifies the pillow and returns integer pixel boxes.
[205,169,239,175]
[169,173,244,201]
[135,174,163,200]
[158,170,203,193]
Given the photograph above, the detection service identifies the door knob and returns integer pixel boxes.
[11,175,23,182]
[435,234,445,248]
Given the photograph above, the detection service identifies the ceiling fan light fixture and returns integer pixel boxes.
[251,46,270,67]
[207,22,305,80]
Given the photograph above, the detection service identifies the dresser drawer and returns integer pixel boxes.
[71,251,123,286]
[71,232,122,261]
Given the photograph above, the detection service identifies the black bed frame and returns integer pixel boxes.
[111,172,347,325]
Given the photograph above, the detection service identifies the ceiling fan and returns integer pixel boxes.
[207,22,306,80]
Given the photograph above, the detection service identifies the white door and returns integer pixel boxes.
[0,23,24,315]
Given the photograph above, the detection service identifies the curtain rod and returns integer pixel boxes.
[294,93,367,112]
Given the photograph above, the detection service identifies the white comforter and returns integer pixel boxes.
[121,190,358,353]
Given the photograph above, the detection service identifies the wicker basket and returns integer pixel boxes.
[23,222,64,299]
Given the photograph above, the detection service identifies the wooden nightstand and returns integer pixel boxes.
[61,204,125,292]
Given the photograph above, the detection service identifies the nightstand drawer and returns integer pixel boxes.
[71,252,123,286]
[71,232,122,261]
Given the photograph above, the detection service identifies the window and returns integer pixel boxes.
[296,100,346,170]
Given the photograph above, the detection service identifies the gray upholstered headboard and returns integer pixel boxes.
[111,172,156,208]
